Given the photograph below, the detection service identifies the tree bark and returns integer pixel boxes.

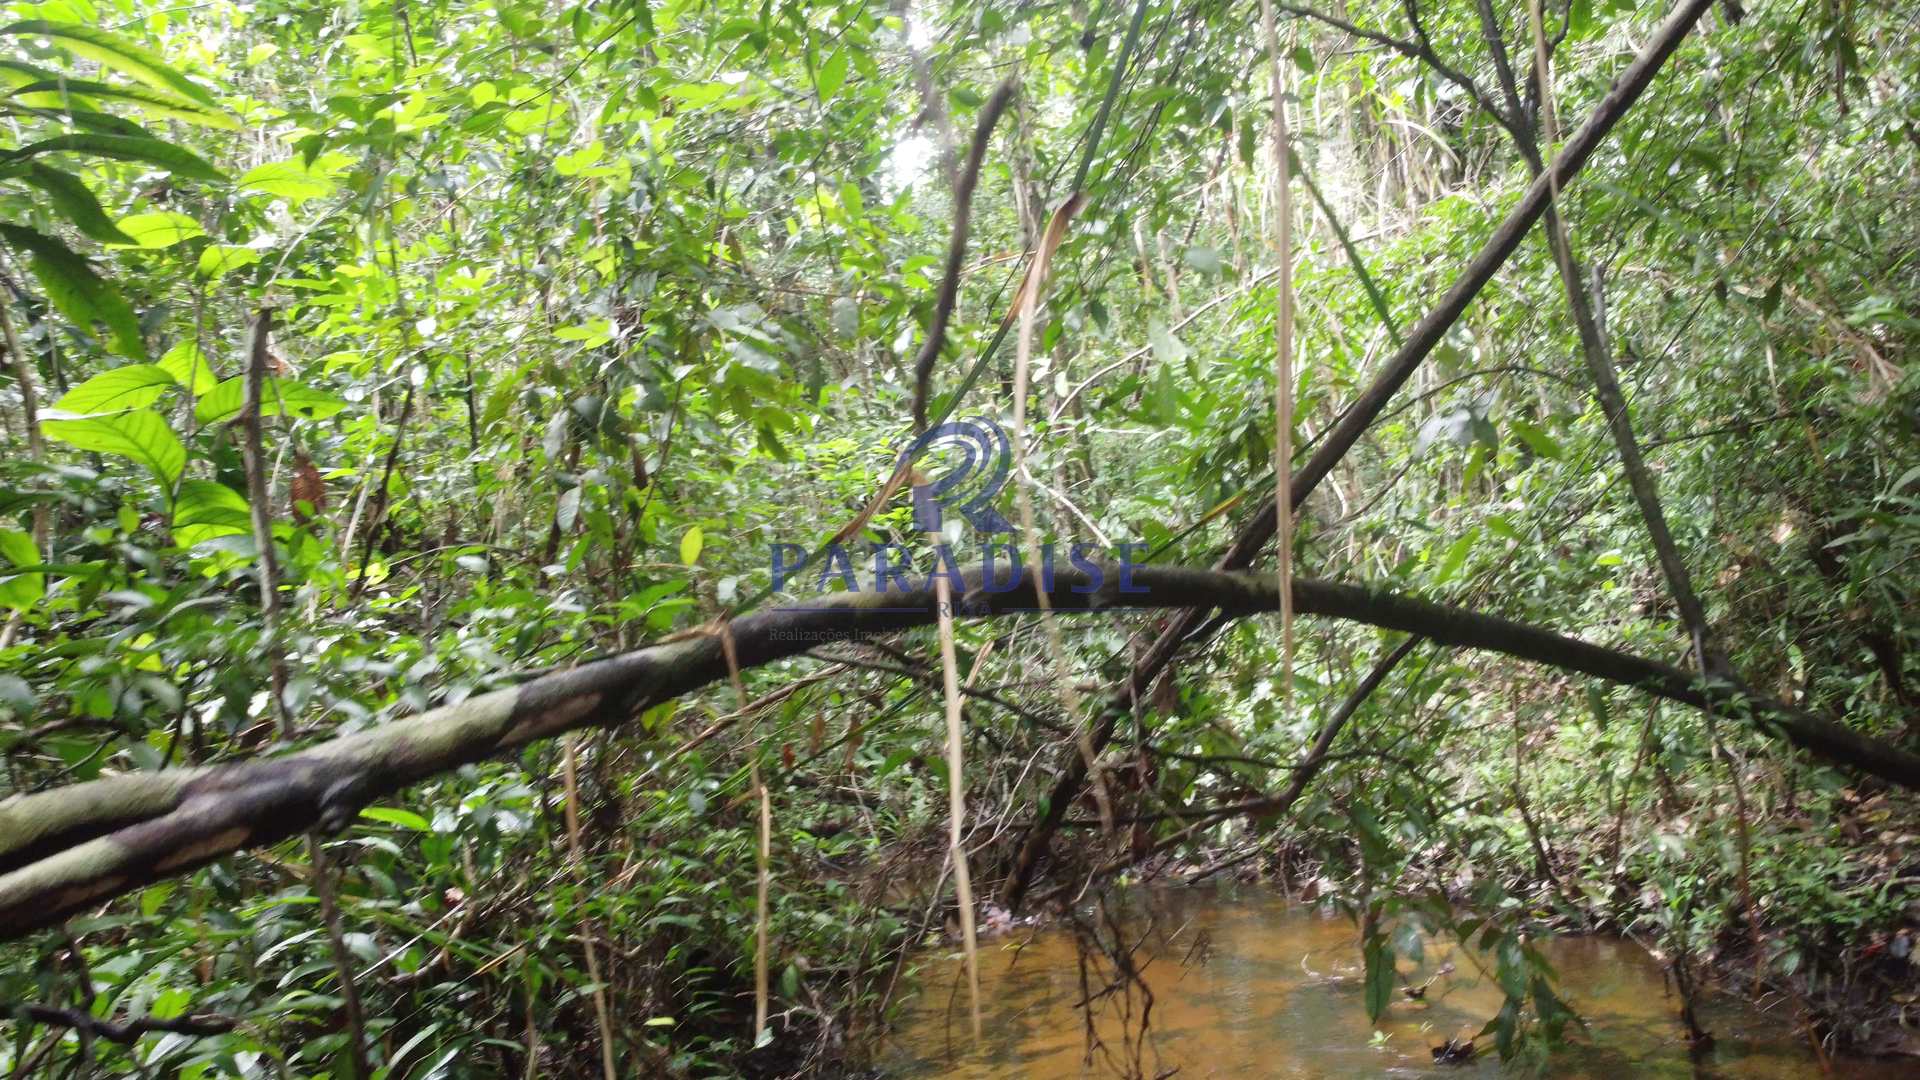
[3,559,1916,939]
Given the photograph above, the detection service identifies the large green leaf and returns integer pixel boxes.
[238,155,349,207]
[5,77,238,129]
[41,410,185,487]
[196,245,259,280]
[158,340,217,394]
[60,108,151,138]
[4,133,223,181]
[0,20,216,107]
[0,59,56,90]
[104,211,205,249]
[0,224,144,357]
[358,806,432,831]
[1508,418,1565,460]
[8,164,136,244]
[48,364,176,415]
[171,480,251,548]
[816,48,849,101]
[194,376,347,425]
[1433,527,1479,585]
[0,528,43,611]
[1363,936,1396,1021]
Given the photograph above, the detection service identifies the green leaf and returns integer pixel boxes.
[6,77,239,128]
[1469,415,1498,450]
[0,59,57,91]
[58,108,152,138]
[48,364,175,415]
[41,410,185,487]
[1484,997,1521,1059]
[1568,0,1597,39]
[171,479,250,548]
[10,164,136,244]
[1363,936,1396,1020]
[1530,974,1576,1039]
[665,82,731,108]
[554,318,614,347]
[0,224,144,357]
[1142,363,1183,425]
[136,882,173,917]
[1586,684,1611,731]
[4,133,224,181]
[359,806,432,832]
[680,525,704,566]
[0,528,44,611]
[0,20,216,106]
[158,339,217,394]
[1146,319,1189,364]
[1509,418,1564,460]
[1351,803,1391,865]
[552,140,605,177]
[104,211,204,249]
[1433,527,1478,585]
[193,376,347,425]
[196,244,259,280]
[816,48,849,101]
[237,155,348,206]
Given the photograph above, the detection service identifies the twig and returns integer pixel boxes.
[7,1004,236,1045]
[911,80,1018,434]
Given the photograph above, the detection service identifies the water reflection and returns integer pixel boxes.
[883,888,1904,1078]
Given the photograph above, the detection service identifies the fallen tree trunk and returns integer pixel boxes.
[4,561,1917,939]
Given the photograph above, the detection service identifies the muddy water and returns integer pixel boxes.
[883,888,1905,1078]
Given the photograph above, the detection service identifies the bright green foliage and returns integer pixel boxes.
[1,0,1918,1076]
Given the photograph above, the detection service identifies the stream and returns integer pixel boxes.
[881,888,1907,1078]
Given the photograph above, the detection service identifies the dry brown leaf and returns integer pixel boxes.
[290,453,326,524]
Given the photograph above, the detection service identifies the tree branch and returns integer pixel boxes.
[1038,634,1426,906]
[1274,1,1523,142]
[8,1003,236,1044]
[2,558,1916,939]
[1000,0,1719,911]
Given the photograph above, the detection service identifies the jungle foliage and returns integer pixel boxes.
[0,0,1917,1076]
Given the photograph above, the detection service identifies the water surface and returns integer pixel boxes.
[884,888,1904,1078]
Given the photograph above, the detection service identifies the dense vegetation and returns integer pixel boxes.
[1,0,1917,1075]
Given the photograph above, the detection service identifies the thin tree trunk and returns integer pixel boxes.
[1053,635,1424,900]
[241,311,371,1079]
[1476,0,1729,674]
[241,313,290,741]
[1000,0,1718,911]
[0,293,46,557]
